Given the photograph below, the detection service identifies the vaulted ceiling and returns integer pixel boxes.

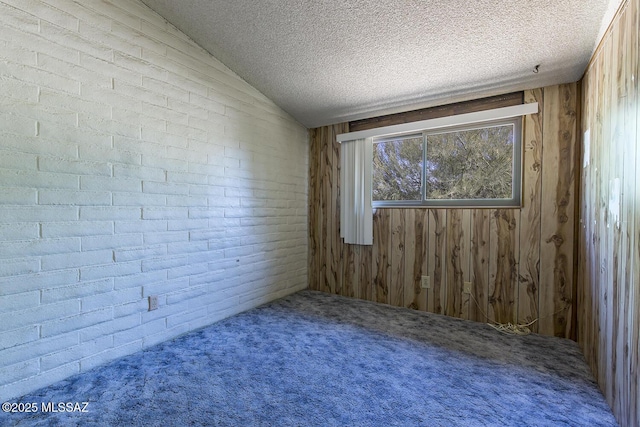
[141,0,622,128]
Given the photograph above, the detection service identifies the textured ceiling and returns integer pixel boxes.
[141,0,622,128]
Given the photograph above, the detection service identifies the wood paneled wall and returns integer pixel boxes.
[309,84,579,338]
[578,0,639,425]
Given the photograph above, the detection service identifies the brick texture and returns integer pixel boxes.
[0,0,308,402]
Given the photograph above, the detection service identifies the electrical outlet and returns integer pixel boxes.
[148,295,159,311]
[463,281,472,294]
[421,276,431,289]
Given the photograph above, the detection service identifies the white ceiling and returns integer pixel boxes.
[141,0,622,128]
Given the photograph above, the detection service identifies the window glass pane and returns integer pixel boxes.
[425,124,514,200]
[372,137,423,201]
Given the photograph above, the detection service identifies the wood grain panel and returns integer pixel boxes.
[469,209,490,323]
[390,209,405,307]
[373,209,391,304]
[539,83,577,337]
[309,86,579,340]
[429,209,447,314]
[404,210,427,310]
[308,128,319,291]
[445,210,465,318]
[578,0,639,425]
[518,89,543,331]
[349,92,524,132]
[488,209,519,324]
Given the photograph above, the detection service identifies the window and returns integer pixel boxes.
[372,117,522,208]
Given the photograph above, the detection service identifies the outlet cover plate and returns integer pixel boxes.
[148,295,159,311]
[463,281,472,294]
[421,276,431,289]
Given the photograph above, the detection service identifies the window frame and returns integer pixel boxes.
[372,116,523,209]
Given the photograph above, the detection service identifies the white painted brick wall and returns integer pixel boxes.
[0,0,308,402]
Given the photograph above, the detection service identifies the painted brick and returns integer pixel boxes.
[79,53,142,87]
[142,207,188,220]
[0,269,78,296]
[38,121,110,150]
[41,278,113,304]
[0,150,37,172]
[142,76,188,102]
[39,189,111,206]
[79,341,141,373]
[0,299,79,332]
[143,230,188,245]
[0,363,79,403]
[114,270,166,290]
[80,206,141,221]
[166,171,207,185]
[0,60,79,95]
[78,145,141,166]
[80,313,140,342]
[78,20,141,58]
[39,20,112,62]
[0,325,39,350]
[39,157,111,176]
[0,222,39,240]
[166,195,207,207]
[110,192,164,208]
[0,0,308,402]
[41,249,113,271]
[114,244,167,262]
[81,233,142,251]
[0,187,37,204]
[79,260,141,281]
[115,220,167,234]
[0,360,40,385]
[142,255,188,272]
[142,181,188,195]
[140,128,188,149]
[0,169,79,190]
[41,307,113,338]
[0,112,35,138]
[167,219,208,231]
[113,317,165,347]
[40,88,111,119]
[81,176,142,193]
[142,277,188,297]
[81,287,141,312]
[0,237,80,259]
[0,133,76,159]
[41,335,113,371]
[42,220,113,238]
[142,154,187,172]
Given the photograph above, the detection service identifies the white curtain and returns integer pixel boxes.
[340,138,373,245]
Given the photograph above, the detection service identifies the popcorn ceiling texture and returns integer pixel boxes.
[141,0,623,128]
[0,0,308,401]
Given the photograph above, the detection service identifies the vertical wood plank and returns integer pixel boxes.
[445,209,464,318]
[470,209,490,323]
[342,243,355,297]
[429,209,447,314]
[308,128,319,291]
[360,244,373,302]
[626,3,639,424]
[390,209,405,307]
[539,83,577,337]
[373,209,391,304]
[331,124,344,297]
[403,210,422,310]
[488,209,519,324]
[460,210,472,320]
[518,89,543,332]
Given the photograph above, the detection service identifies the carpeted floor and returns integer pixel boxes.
[1,290,618,426]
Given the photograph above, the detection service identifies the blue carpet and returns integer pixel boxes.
[1,290,617,426]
